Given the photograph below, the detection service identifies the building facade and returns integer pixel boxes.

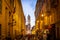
[34,0,60,40]
[0,0,26,39]
[26,15,31,34]
[13,0,26,37]
[32,0,44,34]
[0,0,14,39]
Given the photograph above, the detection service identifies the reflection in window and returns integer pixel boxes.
[0,0,2,14]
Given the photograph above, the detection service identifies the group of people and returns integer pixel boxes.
[1,29,51,40]
[36,29,51,40]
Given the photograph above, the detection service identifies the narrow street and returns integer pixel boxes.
[0,0,60,40]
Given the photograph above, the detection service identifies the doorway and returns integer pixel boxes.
[50,24,56,40]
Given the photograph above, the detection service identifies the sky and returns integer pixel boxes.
[21,0,37,27]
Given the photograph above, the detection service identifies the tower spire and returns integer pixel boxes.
[27,15,31,30]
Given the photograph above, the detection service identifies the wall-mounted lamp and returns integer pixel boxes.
[41,14,44,17]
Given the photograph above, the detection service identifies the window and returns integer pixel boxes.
[9,11,11,16]
[10,0,14,6]
[0,24,1,36]
[51,0,58,8]
[5,7,8,10]
[0,0,2,14]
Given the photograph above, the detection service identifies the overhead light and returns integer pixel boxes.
[41,14,44,17]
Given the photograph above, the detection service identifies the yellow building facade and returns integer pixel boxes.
[13,0,26,36]
[0,0,14,39]
[0,0,26,39]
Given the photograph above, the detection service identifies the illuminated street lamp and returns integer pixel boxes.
[41,14,44,17]
[41,13,45,30]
